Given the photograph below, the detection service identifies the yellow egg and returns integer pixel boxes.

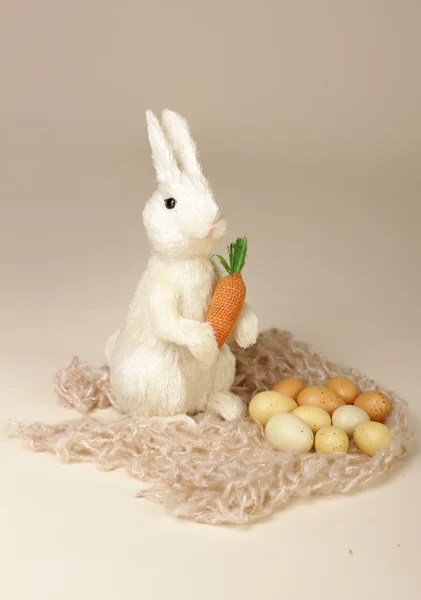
[249,391,298,426]
[292,406,331,434]
[315,426,350,454]
[265,413,314,453]
[297,386,346,416]
[272,378,305,400]
[354,391,392,423]
[326,377,360,405]
[353,421,391,456]
[332,405,370,437]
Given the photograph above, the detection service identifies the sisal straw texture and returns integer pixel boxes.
[8,329,411,525]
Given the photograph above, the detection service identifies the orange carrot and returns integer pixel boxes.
[207,237,248,348]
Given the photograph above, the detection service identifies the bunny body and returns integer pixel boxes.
[107,254,239,419]
[106,110,258,421]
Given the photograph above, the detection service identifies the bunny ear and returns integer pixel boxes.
[161,110,203,177]
[146,110,180,184]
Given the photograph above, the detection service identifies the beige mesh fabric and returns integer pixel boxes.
[8,329,411,525]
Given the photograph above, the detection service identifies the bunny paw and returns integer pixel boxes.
[188,322,219,370]
[234,309,259,349]
[207,391,246,421]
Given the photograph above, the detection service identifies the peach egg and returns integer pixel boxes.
[326,377,360,405]
[354,391,392,423]
[297,386,346,416]
[272,378,305,400]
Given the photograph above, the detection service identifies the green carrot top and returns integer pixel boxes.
[214,236,248,275]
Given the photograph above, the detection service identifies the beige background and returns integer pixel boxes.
[1,1,420,599]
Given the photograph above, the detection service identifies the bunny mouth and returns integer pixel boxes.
[207,223,216,238]
[203,217,226,241]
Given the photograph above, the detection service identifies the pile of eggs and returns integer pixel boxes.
[249,377,392,456]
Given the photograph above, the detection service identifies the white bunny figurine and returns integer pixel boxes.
[106,109,258,423]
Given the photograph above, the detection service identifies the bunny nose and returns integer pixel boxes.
[207,222,216,237]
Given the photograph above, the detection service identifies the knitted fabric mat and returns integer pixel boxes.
[9,329,411,525]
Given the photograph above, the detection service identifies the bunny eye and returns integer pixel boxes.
[164,197,176,210]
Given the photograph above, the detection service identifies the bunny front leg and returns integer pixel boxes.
[150,281,218,370]
[231,302,259,349]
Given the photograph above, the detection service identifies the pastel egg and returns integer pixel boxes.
[249,391,298,427]
[326,377,360,405]
[272,378,305,400]
[332,405,370,437]
[354,391,392,423]
[297,386,346,416]
[353,421,391,456]
[265,412,314,453]
[315,426,350,454]
[292,405,331,434]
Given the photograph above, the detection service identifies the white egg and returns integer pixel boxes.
[265,413,314,453]
[332,405,370,437]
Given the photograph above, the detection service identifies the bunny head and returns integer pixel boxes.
[143,110,227,260]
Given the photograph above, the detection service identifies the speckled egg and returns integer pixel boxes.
[315,426,350,454]
[326,377,360,405]
[249,391,298,427]
[265,412,314,453]
[353,421,391,456]
[292,405,332,434]
[332,405,371,437]
[297,386,346,416]
[354,391,392,423]
[272,378,305,400]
